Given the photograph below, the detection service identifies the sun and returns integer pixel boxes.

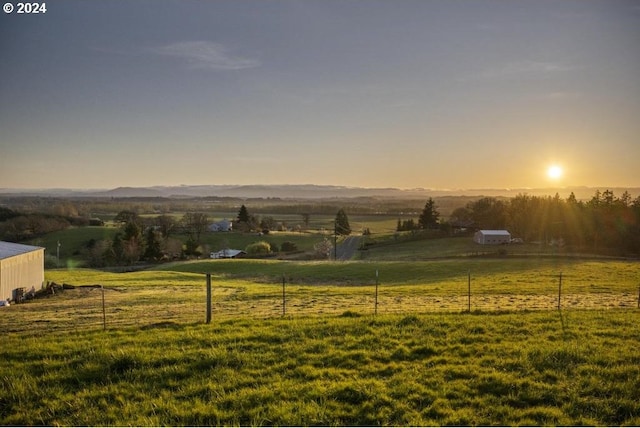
[547,165,563,180]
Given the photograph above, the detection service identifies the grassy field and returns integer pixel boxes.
[1,258,634,333]
[3,247,639,425]
[28,259,639,326]
[28,226,119,267]
[1,307,639,426]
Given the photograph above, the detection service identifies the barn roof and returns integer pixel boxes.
[0,241,44,260]
[211,249,245,258]
[478,230,511,235]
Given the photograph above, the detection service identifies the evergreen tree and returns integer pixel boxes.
[418,198,440,229]
[237,205,250,223]
[335,208,351,235]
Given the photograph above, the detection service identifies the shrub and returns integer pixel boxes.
[314,238,333,259]
[245,241,271,255]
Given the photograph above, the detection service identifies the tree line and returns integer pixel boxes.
[84,205,305,267]
[450,190,640,255]
[392,191,640,255]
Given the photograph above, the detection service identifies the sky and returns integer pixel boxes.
[1,0,639,190]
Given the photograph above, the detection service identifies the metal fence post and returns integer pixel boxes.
[557,272,562,311]
[467,271,471,313]
[375,269,379,316]
[282,274,286,317]
[206,273,212,324]
[101,285,106,331]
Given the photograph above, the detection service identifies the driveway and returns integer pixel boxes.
[335,236,362,260]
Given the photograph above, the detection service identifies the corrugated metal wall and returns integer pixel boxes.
[0,249,45,301]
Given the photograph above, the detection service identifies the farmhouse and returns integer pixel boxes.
[0,241,45,302]
[208,219,232,232]
[210,249,245,259]
[474,230,511,245]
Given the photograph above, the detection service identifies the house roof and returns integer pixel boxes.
[211,249,245,258]
[0,241,44,260]
[478,230,511,235]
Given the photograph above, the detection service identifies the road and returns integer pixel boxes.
[335,236,362,260]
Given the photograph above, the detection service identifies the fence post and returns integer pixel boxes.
[557,272,562,311]
[101,285,106,331]
[637,283,639,309]
[467,271,471,313]
[282,274,286,317]
[206,273,212,324]
[375,269,379,316]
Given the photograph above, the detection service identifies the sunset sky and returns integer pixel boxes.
[1,0,639,190]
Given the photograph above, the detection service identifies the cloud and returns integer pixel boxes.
[153,41,260,71]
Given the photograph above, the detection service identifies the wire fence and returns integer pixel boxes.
[203,271,640,320]
[5,270,638,334]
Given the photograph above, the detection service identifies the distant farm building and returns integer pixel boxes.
[208,219,232,232]
[474,230,511,245]
[210,249,245,259]
[0,241,45,302]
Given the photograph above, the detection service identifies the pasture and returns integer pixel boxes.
[1,305,639,425]
[2,255,639,425]
[22,258,639,326]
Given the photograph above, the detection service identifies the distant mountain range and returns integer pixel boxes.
[1,184,638,200]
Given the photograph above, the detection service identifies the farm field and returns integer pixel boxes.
[27,226,120,268]
[357,235,587,261]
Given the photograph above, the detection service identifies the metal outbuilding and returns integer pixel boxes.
[0,241,45,302]
[210,249,245,259]
[473,230,511,245]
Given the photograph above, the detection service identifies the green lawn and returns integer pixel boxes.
[1,309,639,426]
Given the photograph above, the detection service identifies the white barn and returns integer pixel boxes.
[208,219,233,232]
[474,230,511,245]
[0,241,45,302]
[210,249,245,259]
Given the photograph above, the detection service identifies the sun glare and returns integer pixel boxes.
[547,165,563,180]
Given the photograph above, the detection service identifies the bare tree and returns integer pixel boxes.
[155,214,177,239]
[182,212,209,243]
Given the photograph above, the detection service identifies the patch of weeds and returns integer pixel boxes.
[339,310,361,318]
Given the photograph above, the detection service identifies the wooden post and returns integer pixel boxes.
[375,269,379,316]
[557,272,563,311]
[467,271,471,313]
[282,274,286,317]
[637,284,639,309]
[206,273,212,324]
[101,285,106,331]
